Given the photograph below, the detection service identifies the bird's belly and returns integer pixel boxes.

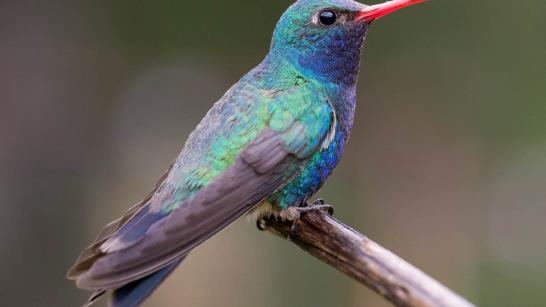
[267,129,346,209]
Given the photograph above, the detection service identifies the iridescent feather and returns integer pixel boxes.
[68,0,372,306]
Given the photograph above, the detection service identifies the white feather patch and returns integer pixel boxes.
[321,111,337,150]
[246,201,278,222]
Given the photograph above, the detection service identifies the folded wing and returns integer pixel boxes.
[68,82,334,290]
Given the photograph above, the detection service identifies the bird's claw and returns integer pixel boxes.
[284,199,334,235]
[256,199,334,233]
[301,198,334,216]
[256,218,268,231]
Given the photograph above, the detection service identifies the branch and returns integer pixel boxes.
[260,209,475,307]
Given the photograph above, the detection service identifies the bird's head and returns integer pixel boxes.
[271,0,426,85]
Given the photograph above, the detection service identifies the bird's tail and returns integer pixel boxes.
[84,256,185,307]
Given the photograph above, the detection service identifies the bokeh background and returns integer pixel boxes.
[1,0,545,306]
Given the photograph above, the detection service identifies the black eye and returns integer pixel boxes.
[318,10,337,26]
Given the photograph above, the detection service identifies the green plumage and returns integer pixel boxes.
[67,0,429,306]
[161,59,334,212]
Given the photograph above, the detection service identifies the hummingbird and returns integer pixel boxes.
[67,0,427,306]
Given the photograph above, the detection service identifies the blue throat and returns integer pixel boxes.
[268,22,368,133]
[263,30,369,208]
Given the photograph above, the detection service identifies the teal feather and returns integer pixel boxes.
[66,0,417,305]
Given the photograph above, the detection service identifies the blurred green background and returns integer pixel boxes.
[1,0,545,306]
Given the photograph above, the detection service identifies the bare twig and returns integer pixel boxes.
[261,210,475,307]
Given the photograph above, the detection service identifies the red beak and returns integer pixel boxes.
[356,0,427,23]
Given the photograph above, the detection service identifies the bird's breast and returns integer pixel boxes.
[267,123,347,209]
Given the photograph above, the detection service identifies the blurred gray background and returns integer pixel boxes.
[1,0,545,306]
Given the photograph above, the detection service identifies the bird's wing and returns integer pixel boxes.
[66,163,174,280]
[69,81,334,290]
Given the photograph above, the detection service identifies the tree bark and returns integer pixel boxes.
[260,210,476,307]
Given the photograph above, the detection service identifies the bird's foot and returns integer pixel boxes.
[256,199,333,232]
[302,198,334,215]
[256,218,268,231]
[280,199,334,220]
[283,199,334,235]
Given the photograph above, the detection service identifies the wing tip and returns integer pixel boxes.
[99,238,120,254]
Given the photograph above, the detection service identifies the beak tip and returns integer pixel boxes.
[357,0,427,23]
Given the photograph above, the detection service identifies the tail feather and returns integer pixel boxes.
[84,289,107,307]
[82,257,184,307]
[109,257,185,307]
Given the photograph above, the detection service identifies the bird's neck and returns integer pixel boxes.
[326,82,358,137]
[246,55,358,138]
[258,55,359,137]
[270,25,368,85]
